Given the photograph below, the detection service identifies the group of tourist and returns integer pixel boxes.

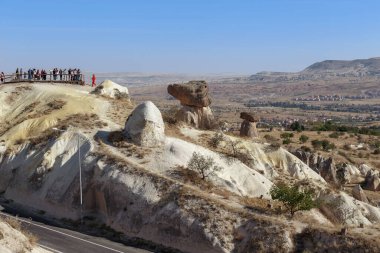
[13,68,83,82]
[1,68,96,86]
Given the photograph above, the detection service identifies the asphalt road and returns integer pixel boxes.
[0,211,151,253]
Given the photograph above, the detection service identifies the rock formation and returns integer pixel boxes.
[167,80,214,129]
[352,185,369,203]
[364,170,380,191]
[92,80,130,100]
[124,101,165,147]
[239,112,259,138]
[293,150,339,185]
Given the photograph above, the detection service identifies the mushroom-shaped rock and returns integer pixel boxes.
[124,101,164,147]
[239,112,259,138]
[93,80,129,100]
[240,112,258,122]
[167,80,211,107]
[352,185,369,203]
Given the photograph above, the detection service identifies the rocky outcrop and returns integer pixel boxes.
[168,81,214,129]
[352,185,369,203]
[239,112,259,138]
[92,80,129,100]
[167,80,211,107]
[364,170,380,191]
[124,101,165,147]
[293,150,339,185]
[175,106,214,130]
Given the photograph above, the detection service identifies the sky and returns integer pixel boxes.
[1,0,380,74]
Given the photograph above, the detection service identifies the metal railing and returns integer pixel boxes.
[1,73,85,85]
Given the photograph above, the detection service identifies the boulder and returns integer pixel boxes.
[167,80,211,107]
[175,106,214,129]
[240,120,259,138]
[364,171,380,191]
[93,80,129,100]
[240,112,258,122]
[124,101,165,147]
[352,185,369,203]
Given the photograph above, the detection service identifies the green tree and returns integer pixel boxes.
[299,135,309,143]
[290,121,305,132]
[270,184,317,217]
[187,152,222,180]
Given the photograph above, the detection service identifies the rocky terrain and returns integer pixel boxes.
[1,81,380,252]
[0,216,48,253]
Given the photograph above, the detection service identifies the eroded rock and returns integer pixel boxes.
[167,80,211,107]
[352,185,369,203]
[124,101,165,147]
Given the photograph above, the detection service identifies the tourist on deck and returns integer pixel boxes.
[15,68,19,80]
[43,70,47,80]
[19,68,23,80]
[23,71,27,79]
[31,69,35,80]
[62,69,67,81]
[53,68,58,81]
[59,69,63,80]
[68,69,72,81]
[36,69,41,80]
[92,74,96,87]
[77,69,81,82]
[0,72,4,83]
[28,69,32,80]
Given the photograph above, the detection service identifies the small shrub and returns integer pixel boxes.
[270,183,317,217]
[187,152,222,180]
[282,138,291,145]
[289,121,305,132]
[374,149,380,155]
[311,139,335,151]
[209,132,224,148]
[299,135,309,143]
[280,132,294,139]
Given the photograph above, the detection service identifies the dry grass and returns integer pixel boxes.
[1,216,38,247]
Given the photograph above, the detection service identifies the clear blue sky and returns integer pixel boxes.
[1,0,379,74]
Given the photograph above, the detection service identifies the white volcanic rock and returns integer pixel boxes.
[124,101,165,147]
[93,80,129,99]
[352,185,369,203]
[175,105,215,129]
[320,192,380,225]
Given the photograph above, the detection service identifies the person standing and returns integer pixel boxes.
[0,72,4,83]
[59,69,63,80]
[15,68,19,80]
[91,74,96,87]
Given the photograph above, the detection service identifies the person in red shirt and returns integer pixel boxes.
[92,74,96,87]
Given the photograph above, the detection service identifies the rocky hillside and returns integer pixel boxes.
[303,57,380,76]
[249,57,380,81]
[1,81,380,252]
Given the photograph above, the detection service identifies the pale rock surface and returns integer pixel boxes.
[124,101,165,147]
[320,192,380,225]
[93,80,129,99]
[0,219,51,253]
[352,185,369,203]
[240,120,259,138]
[175,105,215,129]
[147,136,273,198]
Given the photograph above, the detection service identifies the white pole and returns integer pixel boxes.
[78,135,83,225]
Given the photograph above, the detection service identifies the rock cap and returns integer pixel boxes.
[167,80,211,107]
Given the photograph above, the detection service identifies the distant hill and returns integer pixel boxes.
[249,57,380,81]
[302,57,380,76]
